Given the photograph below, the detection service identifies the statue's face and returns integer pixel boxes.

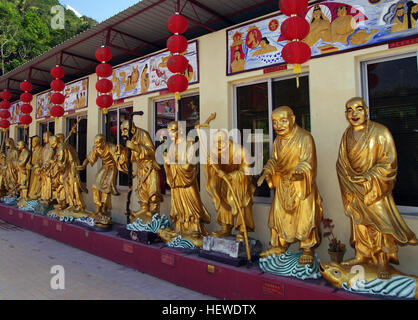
[168,128,178,142]
[346,101,367,128]
[94,136,105,149]
[337,6,347,17]
[213,131,228,154]
[49,137,57,148]
[272,109,295,137]
[32,137,40,148]
[17,142,24,151]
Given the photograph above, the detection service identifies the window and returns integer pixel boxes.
[1,130,9,153]
[154,94,200,193]
[39,121,55,141]
[67,115,87,183]
[103,106,133,187]
[17,126,27,144]
[362,54,418,210]
[235,75,310,200]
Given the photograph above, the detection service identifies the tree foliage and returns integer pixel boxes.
[0,0,97,75]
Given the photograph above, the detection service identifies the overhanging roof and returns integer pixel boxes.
[0,0,280,101]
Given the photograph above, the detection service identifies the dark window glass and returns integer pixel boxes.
[237,82,270,198]
[39,122,55,144]
[367,57,418,207]
[17,127,25,143]
[67,117,87,183]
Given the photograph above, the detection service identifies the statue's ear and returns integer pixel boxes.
[291,115,296,126]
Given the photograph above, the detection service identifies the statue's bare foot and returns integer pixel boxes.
[260,246,286,258]
[341,256,368,267]
[378,264,392,280]
[212,225,232,238]
[299,249,314,266]
[236,232,244,242]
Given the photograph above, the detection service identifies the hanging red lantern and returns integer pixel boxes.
[20,81,33,92]
[20,92,33,103]
[0,110,10,119]
[96,79,113,93]
[50,105,65,118]
[167,74,189,93]
[282,41,311,65]
[50,66,65,79]
[167,14,189,34]
[20,104,33,114]
[95,46,113,62]
[167,54,189,74]
[167,35,188,54]
[51,92,65,105]
[281,16,310,41]
[96,94,113,109]
[1,90,11,101]
[279,0,308,16]
[51,79,65,92]
[0,119,10,129]
[96,63,113,78]
[19,114,32,126]
[0,101,11,110]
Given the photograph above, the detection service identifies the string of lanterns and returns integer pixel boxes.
[279,0,311,88]
[0,90,12,132]
[50,65,66,121]
[19,80,33,128]
[95,46,114,120]
[166,12,189,112]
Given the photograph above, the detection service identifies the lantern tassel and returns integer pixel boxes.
[175,92,181,113]
[293,64,301,74]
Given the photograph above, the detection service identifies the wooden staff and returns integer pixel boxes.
[64,117,83,144]
[195,113,252,263]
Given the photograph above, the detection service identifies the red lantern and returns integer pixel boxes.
[167,74,189,93]
[0,119,10,129]
[20,104,33,114]
[1,90,12,101]
[279,0,308,16]
[51,93,65,105]
[95,46,112,62]
[20,114,32,126]
[281,16,310,41]
[51,66,65,79]
[50,105,65,118]
[282,41,311,65]
[96,63,113,78]
[167,55,189,74]
[20,81,33,92]
[20,92,33,103]
[96,79,113,93]
[96,94,113,109]
[167,14,188,34]
[0,110,10,119]
[51,79,65,92]
[167,35,188,54]
[0,101,11,110]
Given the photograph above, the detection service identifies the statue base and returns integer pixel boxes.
[199,235,262,267]
[33,202,55,215]
[117,227,161,245]
[158,228,202,251]
[320,262,418,300]
[259,251,321,280]
[17,199,40,212]
[1,196,18,206]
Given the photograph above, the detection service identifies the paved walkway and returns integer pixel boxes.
[0,219,215,300]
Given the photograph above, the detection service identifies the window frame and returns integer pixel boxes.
[360,52,418,215]
[38,120,55,139]
[66,113,88,183]
[233,72,310,204]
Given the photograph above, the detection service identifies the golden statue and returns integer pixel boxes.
[27,136,43,200]
[16,141,31,205]
[120,120,162,223]
[304,5,332,47]
[0,152,6,197]
[78,134,127,227]
[335,97,417,279]
[4,138,19,196]
[40,132,55,205]
[257,107,323,265]
[204,130,255,241]
[158,121,211,246]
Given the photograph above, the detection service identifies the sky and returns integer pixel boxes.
[59,0,141,22]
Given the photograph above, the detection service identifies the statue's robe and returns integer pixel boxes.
[40,143,54,203]
[28,145,43,200]
[17,148,30,197]
[205,140,255,232]
[337,121,417,264]
[165,139,210,235]
[266,125,323,249]
[5,147,19,195]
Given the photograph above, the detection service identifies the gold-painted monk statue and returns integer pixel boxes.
[205,130,255,241]
[40,132,55,205]
[336,97,417,279]
[4,138,19,197]
[120,120,162,223]
[27,136,43,200]
[16,141,31,205]
[257,107,323,265]
[78,134,128,227]
[159,121,211,245]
